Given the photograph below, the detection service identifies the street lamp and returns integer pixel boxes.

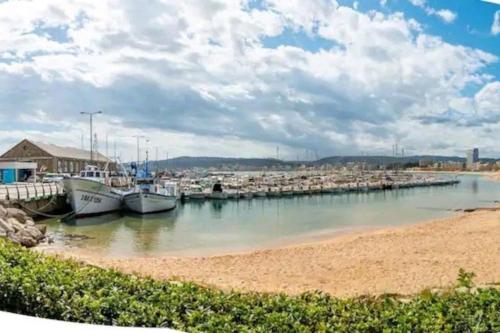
[81,111,103,163]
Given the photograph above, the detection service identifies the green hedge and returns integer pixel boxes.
[0,238,499,332]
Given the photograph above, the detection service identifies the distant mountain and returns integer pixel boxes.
[133,155,498,170]
[313,155,465,166]
[148,156,290,170]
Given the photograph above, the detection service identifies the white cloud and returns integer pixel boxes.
[408,0,457,24]
[474,81,500,117]
[434,9,457,24]
[492,10,500,35]
[0,0,497,158]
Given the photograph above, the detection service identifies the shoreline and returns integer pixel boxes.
[409,170,500,180]
[42,206,500,297]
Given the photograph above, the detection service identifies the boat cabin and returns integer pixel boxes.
[79,165,109,179]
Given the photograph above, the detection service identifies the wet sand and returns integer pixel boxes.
[45,207,500,297]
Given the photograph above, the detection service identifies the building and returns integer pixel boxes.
[0,160,37,184]
[466,148,479,169]
[0,139,114,174]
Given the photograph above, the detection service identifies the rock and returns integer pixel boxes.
[7,232,21,244]
[25,219,36,227]
[35,224,47,235]
[6,208,29,223]
[16,229,38,247]
[0,205,7,218]
[24,226,44,241]
[7,218,24,232]
[0,218,15,233]
[20,236,37,248]
[0,229,6,238]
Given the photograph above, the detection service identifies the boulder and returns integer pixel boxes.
[0,218,15,234]
[24,226,44,241]
[0,205,7,218]
[7,232,21,244]
[6,208,29,223]
[16,229,38,247]
[20,236,37,248]
[35,224,47,235]
[7,218,24,232]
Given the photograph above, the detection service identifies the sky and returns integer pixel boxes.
[0,0,499,161]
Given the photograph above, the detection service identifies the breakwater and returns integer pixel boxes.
[0,203,50,247]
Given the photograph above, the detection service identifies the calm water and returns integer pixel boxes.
[46,175,500,257]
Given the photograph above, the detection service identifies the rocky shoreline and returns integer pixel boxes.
[0,203,51,247]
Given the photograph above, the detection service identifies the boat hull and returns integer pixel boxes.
[211,191,228,200]
[124,192,177,214]
[63,178,123,217]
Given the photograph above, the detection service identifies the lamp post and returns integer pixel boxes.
[80,111,102,163]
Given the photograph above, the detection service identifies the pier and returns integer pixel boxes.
[178,171,460,201]
[0,183,67,217]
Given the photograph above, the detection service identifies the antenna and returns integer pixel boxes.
[155,146,159,173]
[132,135,147,167]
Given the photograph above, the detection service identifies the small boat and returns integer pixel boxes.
[224,188,239,199]
[124,178,178,214]
[63,165,123,217]
[268,186,281,197]
[240,190,253,199]
[253,187,267,198]
[189,185,207,200]
[281,185,294,196]
[211,182,228,200]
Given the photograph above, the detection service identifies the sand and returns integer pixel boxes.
[48,207,500,298]
[487,172,500,181]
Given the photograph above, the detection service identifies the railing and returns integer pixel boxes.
[0,183,63,201]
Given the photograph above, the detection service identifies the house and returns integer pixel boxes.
[0,139,114,174]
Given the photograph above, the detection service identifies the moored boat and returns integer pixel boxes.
[63,165,123,217]
[124,178,177,214]
[211,181,228,200]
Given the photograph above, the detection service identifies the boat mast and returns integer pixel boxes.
[80,110,103,163]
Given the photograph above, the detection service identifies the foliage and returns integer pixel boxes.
[457,268,476,290]
[0,238,499,332]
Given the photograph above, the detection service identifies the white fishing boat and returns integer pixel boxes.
[124,178,178,214]
[63,165,123,217]
[189,184,208,200]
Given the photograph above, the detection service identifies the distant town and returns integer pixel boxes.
[0,139,498,184]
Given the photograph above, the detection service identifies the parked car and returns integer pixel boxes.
[42,173,65,183]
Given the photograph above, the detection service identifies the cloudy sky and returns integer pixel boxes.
[0,0,499,161]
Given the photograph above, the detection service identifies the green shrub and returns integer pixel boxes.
[0,238,499,332]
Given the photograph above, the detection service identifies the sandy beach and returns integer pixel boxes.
[487,171,500,181]
[47,206,500,298]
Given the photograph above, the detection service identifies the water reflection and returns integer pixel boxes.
[471,179,479,194]
[63,212,125,226]
[45,175,500,257]
[210,200,226,218]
